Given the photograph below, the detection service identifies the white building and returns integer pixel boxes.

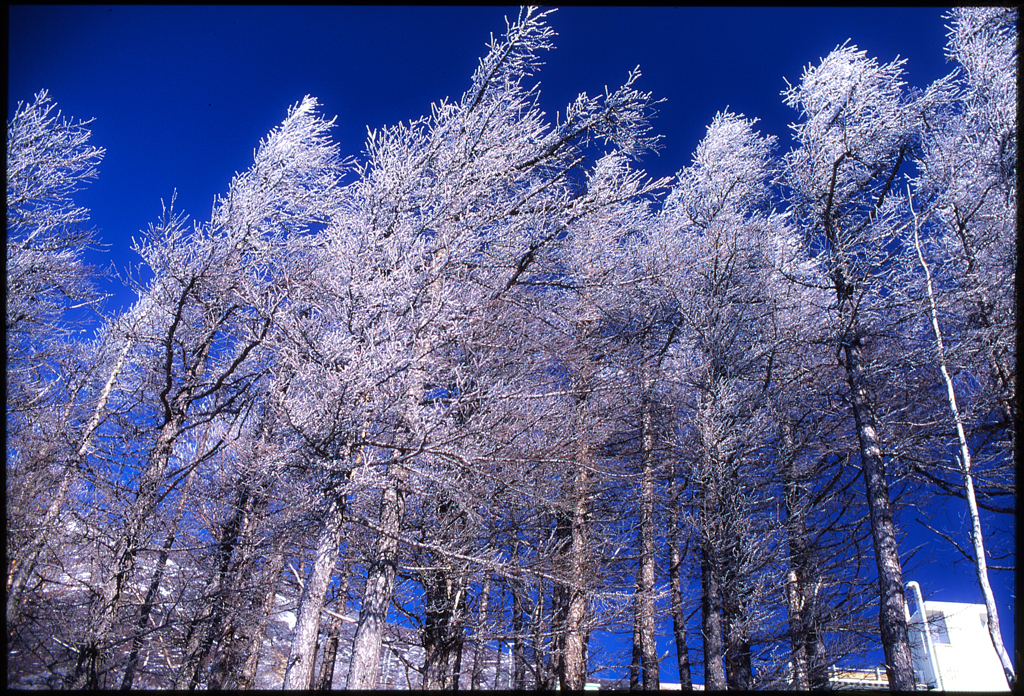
[906,582,1011,691]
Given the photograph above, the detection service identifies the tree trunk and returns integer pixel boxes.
[700,545,727,691]
[512,579,527,690]
[667,460,692,691]
[230,539,287,690]
[630,593,642,691]
[283,479,346,690]
[721,462,753,691]
[347,463,408,689]
[912,222,1016,689]
[532,578,548,690]
[120,464,199,689]
[780,421,829,690]
[634,361,660,690]
[560,462,592,690]
[423,568,459,689]
[843,337,915,691]
[205,475,274,691]
[313,564,350,691]
[71,408,187,690]
[723,593,753,690]
[173,483,251,690]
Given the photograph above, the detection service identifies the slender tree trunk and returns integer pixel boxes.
[205,476,273,691]
[630,592,642,691]
[561,462,592,690]
[347,463,408,689]
[512,578,527,690]
[667,460,692,691]
[912,221,1016,689]
[781,422,809,691]
[533,578,547,690]
[843,336,915,691]
[779,421,829,690]
[723,591,753,690]
[283,479,346,690]
[312,609,345,691]
[423,568,459,689]
[173,483,251,690]
[71,406,188,690]
[448,584,467,691]
[230,539,287,690]
[120,463,199,689]
[700,545,727,691]
[313,555,351,690]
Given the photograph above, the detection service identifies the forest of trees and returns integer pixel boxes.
[6,6,1016,690]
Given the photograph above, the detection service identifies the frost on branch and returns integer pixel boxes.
[782,43,911,229]
[211,95,346,250]
[6,90,106,409]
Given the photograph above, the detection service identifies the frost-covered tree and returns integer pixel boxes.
[6,90,105,416]
[6,90,110,650]
[655,111,787,689]
[781,41,958,690]
[61,95,343,689]
[263,7,667,688]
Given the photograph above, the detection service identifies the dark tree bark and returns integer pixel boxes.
[843,336,915,691]
[315,564,351,691]
[700,545,727,691]
[667,460,693,691]
[120,465,198,689]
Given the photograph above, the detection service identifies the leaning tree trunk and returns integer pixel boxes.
[7,336,132,645]
[842,334,915,691]
[120,463,200,689]
[912,221,1016,689]
[347,463,408,689]
[283,476,347,690]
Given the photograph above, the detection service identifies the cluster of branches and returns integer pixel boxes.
[6,7,1015,691]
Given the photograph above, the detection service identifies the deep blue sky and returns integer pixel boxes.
[8,4,1013,685]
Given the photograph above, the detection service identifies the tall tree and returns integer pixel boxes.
[655,110,784,690]
[65,95,342,689]
[781,43,955,691]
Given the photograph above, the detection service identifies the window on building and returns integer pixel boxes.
[927,610,950,644]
